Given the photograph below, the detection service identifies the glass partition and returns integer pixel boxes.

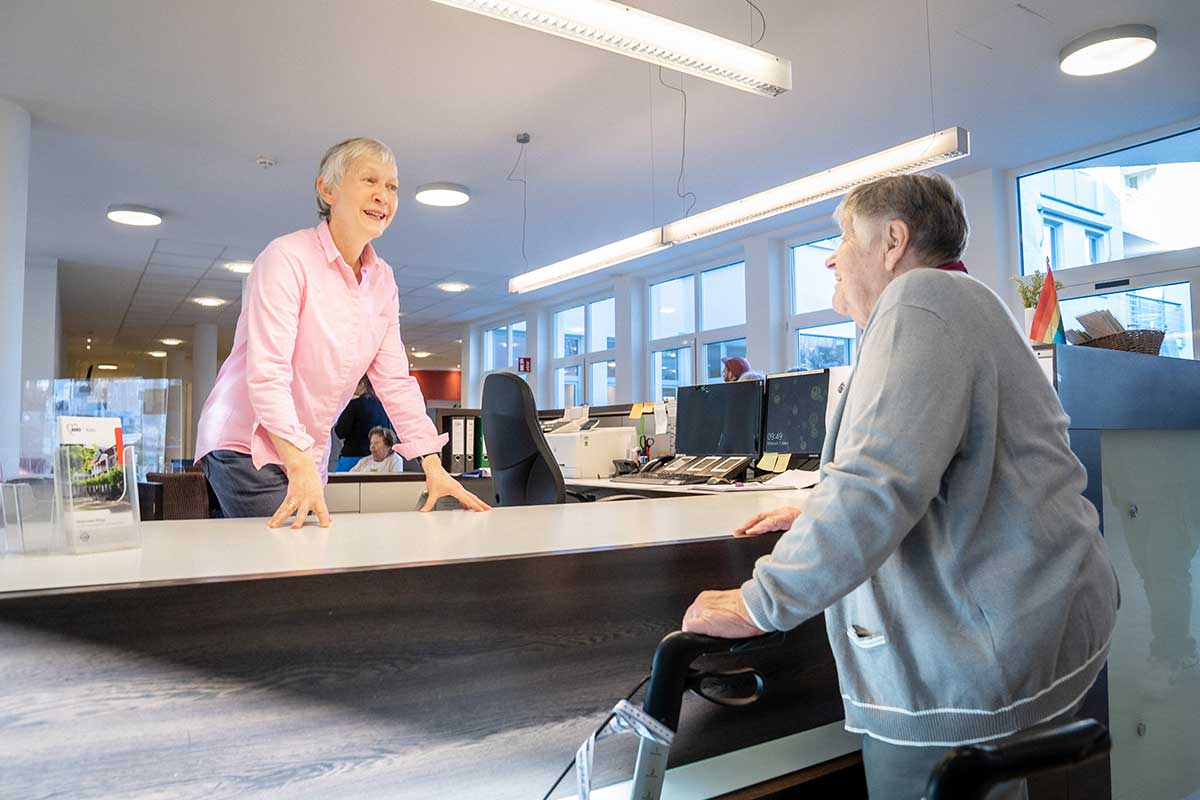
[1102,429,1200,800]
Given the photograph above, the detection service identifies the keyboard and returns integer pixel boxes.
[610,473,711,486]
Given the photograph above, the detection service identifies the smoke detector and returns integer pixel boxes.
[255,156,277,170]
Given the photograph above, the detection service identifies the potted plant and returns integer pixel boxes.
[1012,270,1063,339]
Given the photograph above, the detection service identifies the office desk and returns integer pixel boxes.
[565,476,808,499]
[0,495,851,799]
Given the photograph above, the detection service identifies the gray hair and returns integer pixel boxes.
[367,426,397,447]
[316,137,396,220]
[835,173,968,265]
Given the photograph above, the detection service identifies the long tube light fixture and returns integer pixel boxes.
[507,127,970,294]
[508,229,668,294]
[664,126,970,244]
[428,0,792,97]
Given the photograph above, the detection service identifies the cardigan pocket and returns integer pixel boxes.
[847,624,888,650]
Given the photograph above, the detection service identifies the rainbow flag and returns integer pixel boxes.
[1029,259,1066,344]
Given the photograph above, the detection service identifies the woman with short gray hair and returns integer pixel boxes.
[683,172,1118,799]
[195,137,490,525]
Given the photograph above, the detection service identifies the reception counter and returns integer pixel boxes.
[0,492,853,799]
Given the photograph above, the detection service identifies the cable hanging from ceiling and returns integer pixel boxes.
[658,66,697,218]
[506,132,531,270]
[746,0,766,47]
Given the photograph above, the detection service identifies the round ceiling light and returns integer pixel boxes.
[192,296,227,307]
[415,182,470,207]
[225,261,253,274]
[106,204,163,226]
[97,364,119,370]
[412,351,432,358]
[147,351,167,358]
[1060,24,1158,76]
[437,281,471,293]
[160,338,184,346]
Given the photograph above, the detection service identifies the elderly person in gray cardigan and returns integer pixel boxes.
[682,173,1118,800]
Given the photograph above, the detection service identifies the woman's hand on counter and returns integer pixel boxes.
[267,438,332,529]
[419,455,492,512]
[682,589,766,638]
[733,505,802,537]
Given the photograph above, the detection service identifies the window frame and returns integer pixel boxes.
[481,319,527,375]
[551,294,617,407]
[785,231,859,370]
[645,257,749,398]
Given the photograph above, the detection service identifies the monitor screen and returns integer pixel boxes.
[763,370,829,455]
[674,380,764,456]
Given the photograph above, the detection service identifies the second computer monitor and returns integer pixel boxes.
[764,370,829,456]
[674,380,764,456]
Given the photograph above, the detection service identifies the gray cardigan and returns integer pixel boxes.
[741,267,1119,746]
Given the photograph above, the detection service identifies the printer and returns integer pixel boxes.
[544,426,637,478]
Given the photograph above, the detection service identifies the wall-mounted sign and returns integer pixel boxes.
[517,357,532,373]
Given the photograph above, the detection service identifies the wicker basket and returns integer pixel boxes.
[1077,329,1165,355]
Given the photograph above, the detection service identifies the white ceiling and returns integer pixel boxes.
[4,0,1199,373]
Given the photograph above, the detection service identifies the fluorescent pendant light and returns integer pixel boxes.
[1059,25,1157,76]
[664,127,970,244]
[508,228,669,294]
[507,127,969,293]
[97,364,119,370]
[416,182,471,207]
[428,0,792,97]
[107,204,162,226]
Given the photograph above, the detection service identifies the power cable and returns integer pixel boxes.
[506,134,531,269]
[657,67,697,217]
[745,1,766,46]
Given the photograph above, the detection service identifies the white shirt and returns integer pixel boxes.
[349,452,404,474]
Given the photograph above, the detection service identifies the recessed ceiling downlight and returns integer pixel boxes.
[225,261,254,274]
[415,182,471,207]
[1060,24,1157,76]
[437,281,471,293]
[147,351,167,358]
[192,296,227,307]
[106,204,163,226]
[412,351,432,358]
[160,338,184,346]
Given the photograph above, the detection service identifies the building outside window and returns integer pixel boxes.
[648,261,747,400]
[552,297,617,407]
[1017,127,1200,275]
[482,320,527,373]
[788,235,857,371]
[1060,282,1193,360]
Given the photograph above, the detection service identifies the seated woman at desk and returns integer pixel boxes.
[194,137,490,526]
[683,173,1118,800]
[349,427,404,474]
[334,376,392,472]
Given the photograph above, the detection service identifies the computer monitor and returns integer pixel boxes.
[674,380,764,456]
[763,370,829,456]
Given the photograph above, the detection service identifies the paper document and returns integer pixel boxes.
[691,469,820,493]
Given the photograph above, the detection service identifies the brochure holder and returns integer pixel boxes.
[51,444,142,554]
[0,480,61,555]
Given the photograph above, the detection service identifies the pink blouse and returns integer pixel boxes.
[195,221,448,478]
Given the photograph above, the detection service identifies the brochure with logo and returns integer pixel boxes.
[55,416,140,553]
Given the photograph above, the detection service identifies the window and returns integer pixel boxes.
[795,321,857,370]
[553,297,618,407]
[788,234,857,371]
[704,338,747,383]
[482,320,526,372]
[555,305,585,358]
[589,360,617,406]
[652,346,692,401]
[1017,126,1200,274]
[700,262,746,330]
[555,365,583,407]
[792,236,840,315]
[588,297,616,352]
[1086,231,1105,264]
[650,275,695,339]
[1060,282,1193,360]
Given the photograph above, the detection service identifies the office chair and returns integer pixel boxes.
[624,631,1111,800]
[481,372,641,507]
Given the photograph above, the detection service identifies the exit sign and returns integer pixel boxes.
[517,357,532,373]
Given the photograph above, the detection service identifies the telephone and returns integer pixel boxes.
[611,456,671,476]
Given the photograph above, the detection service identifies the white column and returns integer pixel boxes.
[460,325,478,407]
[0,98,31,479]
[955,168,1017,313]
[165,348,193,459]
[743,236,788,375]
[613,275,645,403]
[532,305,553,407]
[21,257,60,385]
[191,323,218,446]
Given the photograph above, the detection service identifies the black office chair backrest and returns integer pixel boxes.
[481,372,564,506]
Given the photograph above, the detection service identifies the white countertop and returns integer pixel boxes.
[0,492,804,598]
[566,477,803,494]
